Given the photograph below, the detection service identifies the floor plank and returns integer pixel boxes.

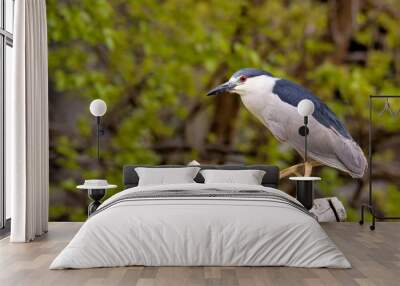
[0,222,399,286]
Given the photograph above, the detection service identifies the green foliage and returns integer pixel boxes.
[47,0,400,222]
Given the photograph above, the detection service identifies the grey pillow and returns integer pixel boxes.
[135,167,201,186]
[200,169,266,185]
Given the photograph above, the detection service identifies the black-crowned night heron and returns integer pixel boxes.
[207,68,367,178]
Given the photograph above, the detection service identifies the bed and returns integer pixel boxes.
[50,165,350,269]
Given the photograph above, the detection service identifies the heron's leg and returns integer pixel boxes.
[280,161,321,179]
[304,160,321,177]
[304,162,312,177]
[280,163,305,179]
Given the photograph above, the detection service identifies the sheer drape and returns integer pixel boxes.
[9,0,49,242]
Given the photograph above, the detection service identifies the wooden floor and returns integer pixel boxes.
[0,222,399,286]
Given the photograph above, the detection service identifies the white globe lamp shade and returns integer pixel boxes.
[297,99,315,116]
[89,99,107,117]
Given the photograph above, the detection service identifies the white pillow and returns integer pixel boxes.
[135,167,200,186]
[200,169,266,185]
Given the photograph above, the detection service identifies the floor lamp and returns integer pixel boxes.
[89,99,107,163]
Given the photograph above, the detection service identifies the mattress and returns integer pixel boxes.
[50,183,350,269]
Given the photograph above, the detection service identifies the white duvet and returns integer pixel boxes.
[50,183,350,269]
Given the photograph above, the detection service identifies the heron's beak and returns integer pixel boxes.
[207,81,236,96]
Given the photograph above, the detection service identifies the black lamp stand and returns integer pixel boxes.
[87,189,106,215]
[294,180,314,210]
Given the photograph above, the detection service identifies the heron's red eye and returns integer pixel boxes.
[239,75,247,82]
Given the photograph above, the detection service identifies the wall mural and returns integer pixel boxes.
[47,0,400,222]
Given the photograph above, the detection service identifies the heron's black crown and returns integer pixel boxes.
[232,68,273,79]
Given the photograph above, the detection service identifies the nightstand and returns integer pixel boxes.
[77,180,117,215]
[289,177,321,210]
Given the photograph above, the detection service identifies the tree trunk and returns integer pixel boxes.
[329,0,360,63]
[205,3,250,163]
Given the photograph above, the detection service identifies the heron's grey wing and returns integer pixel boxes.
[331,135,367,178]
[272,79,352,139]
[268,99,367,178]
[306,122,367,178]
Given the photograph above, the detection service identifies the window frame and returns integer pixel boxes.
[0,0,14,231]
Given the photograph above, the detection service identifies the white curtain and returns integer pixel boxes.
[9,0,49,242]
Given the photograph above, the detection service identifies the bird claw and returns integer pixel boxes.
[280,160,321,179]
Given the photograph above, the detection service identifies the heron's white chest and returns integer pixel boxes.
[238,76,281,123]
[237,76,302,142]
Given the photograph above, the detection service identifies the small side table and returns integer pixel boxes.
[289,177,321,210]
[77,182,117,215]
